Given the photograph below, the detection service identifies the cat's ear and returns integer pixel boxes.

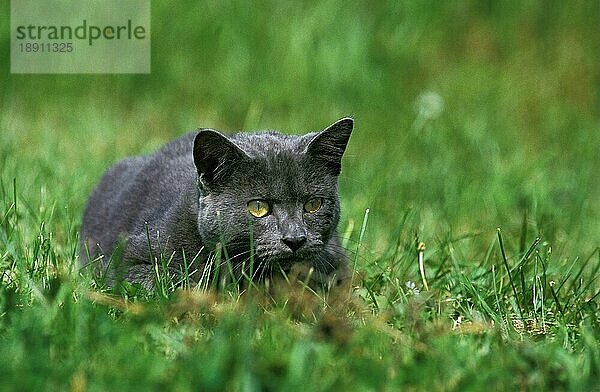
[193,129,248,189]
[306,117,354,175]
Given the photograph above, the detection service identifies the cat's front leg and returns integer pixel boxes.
[124,263,158,292]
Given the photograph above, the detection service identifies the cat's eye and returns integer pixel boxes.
[304,198,323,213]
[247,200,270,218]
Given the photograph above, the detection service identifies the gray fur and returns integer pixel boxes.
[80,118,354,290]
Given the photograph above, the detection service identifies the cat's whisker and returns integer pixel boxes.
[253,261,268,282]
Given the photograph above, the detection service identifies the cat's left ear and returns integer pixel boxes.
[193,129,249,190]
[306,117,354,176]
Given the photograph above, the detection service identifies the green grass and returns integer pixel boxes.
[1,1,600,390]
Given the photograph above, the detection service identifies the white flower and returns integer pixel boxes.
[405,281,420,296]
[416,91,444,122]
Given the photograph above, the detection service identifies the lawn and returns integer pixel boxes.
[1,1,599,390]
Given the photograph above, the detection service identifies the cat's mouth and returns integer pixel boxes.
[217,241,323,279]
[254,244,319,268]
[214,242,325,283]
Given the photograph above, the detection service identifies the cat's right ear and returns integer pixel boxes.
[306,117,354,176]
[193,129,248,190]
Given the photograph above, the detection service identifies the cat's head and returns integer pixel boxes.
[192,117,353,278]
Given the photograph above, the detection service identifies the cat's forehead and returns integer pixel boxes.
[229,131,315,157]
[227,131,335,200]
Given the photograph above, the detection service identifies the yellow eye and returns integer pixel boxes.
[304,197,322,213]
[247,200,270,218]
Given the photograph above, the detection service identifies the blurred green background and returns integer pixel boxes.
[2,2,600,389]
[1,0,599,257]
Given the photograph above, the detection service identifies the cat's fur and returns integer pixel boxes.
[80,117,354,290]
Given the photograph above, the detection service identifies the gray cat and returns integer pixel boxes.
[80,117,354,291]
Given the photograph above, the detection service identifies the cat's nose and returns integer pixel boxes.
[282,236,307,252]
